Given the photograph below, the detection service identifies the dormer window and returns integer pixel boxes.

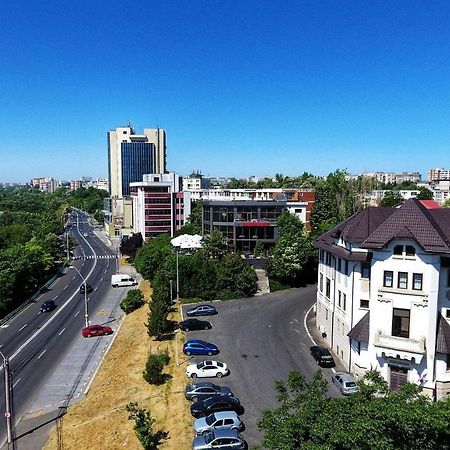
[394,245,403,255]
[405,245,415,257]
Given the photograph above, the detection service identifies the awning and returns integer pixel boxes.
[348,312,370,344]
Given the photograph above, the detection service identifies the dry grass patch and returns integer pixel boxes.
[44,279,192,450]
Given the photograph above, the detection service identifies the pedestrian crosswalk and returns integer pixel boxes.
[72,254,117,260]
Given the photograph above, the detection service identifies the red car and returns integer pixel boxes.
[82,324,113,338]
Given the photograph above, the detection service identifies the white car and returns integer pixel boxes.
[186,360,229,379]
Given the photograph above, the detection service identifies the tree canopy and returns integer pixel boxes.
[258,370,450,450]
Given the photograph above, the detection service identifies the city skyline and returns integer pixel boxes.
[1,1,450,183]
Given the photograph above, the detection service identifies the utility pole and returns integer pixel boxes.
[1,351,13,447]
[176,249,180,302]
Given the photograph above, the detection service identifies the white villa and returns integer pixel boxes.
[314,198,450,399]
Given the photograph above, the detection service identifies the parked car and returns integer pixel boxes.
[183,340,219,356]
[186,360,229,379]
[81,324,113,338]
[192,429,247,449]
[310,346,336,367]
[191,394,241,418]
[178,318,212,332]
[186,304,218,317]
[332,372,359,395]
[194,411,243,435]
[185,382,233,402]
[40,300,56,313]
[79,283,93,294]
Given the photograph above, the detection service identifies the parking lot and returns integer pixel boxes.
[181,285,341,447]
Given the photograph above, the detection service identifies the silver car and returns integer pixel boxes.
[194,411,243,435]
[332,372,359,395]
[192,429,246,449]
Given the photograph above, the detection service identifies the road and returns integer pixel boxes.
[182,286,341,447]
[0,211,118,446]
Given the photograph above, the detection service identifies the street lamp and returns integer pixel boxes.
[69,265,89,328]
[0,350,13,446]
[176,249,180,302]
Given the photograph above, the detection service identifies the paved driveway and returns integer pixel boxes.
[182,285,340,447]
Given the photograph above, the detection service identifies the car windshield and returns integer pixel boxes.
[198,362,205,369]
[204,432,215,444]
[346,382,357,387]
[205,414,216,426]
[322,355,332,360]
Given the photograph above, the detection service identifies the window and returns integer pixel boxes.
[361,263,371,279]
[412,273,423,290]
[446,309,450,319]
[392,308,410,338]
[405,245,415,257]
[394,245,403,255]
[325,309,329,320]
[360,299,369,309]
[326,278,331,298]
[337,258,341,272]
[398,272,408,289]
[343,293,347,311]
[345,260,349,275]
[320,273,323,293]
[338,291,341,308]
[383,271,393,288]
[446,354,450,372]
[326,252,332,266]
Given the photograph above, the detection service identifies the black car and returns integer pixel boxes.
[79,283,93,294]
[185,382,233,402]
[178,319,212,332]
[310,346,336,367]
[191,394,241,418]
[40,300,56,313]
[186,304,218,317]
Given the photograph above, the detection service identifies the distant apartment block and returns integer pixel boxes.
[358,171,422,184]
[131,173,190,240]
[182,171,210,191]
[428,168,450,182]
[31,177,59,193]
[108,125,167,198]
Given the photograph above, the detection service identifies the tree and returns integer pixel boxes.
[379,191,404,207]
[134,235,172,281]
[202,229,229,258]
[258,370,450,450]
[120,289,145,314]
[417,186,434,200]
[442,199,450,208]
[120,233,143,258]
[126,402,168,449]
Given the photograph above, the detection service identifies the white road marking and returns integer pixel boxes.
[58,328,66,336]
[53,296,58,300]
[100,277,104,282]
[18,324,28,332]
[13,378,21,388]
[37,349,46,359]
[63,285,68,290]
[74,311,80,317]
[0,344,3,348]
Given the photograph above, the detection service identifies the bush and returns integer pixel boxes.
[143,351,170,385]
[269,278,292,292]
[120,289,145,314]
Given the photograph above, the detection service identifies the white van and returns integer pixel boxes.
[111,274,138,287]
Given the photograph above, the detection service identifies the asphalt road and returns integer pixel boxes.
[0,211,118,446]
[182,286,340,447]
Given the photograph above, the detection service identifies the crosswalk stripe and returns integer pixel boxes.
[71,255,116,260]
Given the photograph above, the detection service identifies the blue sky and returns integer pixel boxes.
[1,1,449,183]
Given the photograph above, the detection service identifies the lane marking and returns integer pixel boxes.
[18,324,28,332]
[63,285,68,290]
[13,378,21,388]
[100,277,104,282]
[37,349,46,359]
[74,311,80,318]
[58,328,66,336]
[53,296,58,300]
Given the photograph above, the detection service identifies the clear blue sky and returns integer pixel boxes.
[1,0,449,183]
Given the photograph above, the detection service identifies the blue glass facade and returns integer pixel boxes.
[121,142,154,196]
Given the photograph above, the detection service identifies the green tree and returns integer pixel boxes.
[126,402,168,450]
[442,199,450,208]
[258,370,450,450]
[202,229,229,258]
[379,191,404,207]
[134,235,172,281]
[417,186,434,200]
[120,289,145,314]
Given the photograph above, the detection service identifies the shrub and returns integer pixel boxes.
[143,351,170,385]
[120,289,145,314]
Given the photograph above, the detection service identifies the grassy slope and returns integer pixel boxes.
[43,280,191,449]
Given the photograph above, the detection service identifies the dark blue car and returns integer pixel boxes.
[186,304,218,317]
[183,340,219,356]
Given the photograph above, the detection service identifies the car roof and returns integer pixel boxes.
[189,382,216,389]
[211,411,238,420]
[211,429,239,438]
[334,372,355,381]
[186,340,208,345]
[42,300,55,304]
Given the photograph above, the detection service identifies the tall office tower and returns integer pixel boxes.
[108,126,167,197]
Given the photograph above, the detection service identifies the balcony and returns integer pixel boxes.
[373,331,425,362]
